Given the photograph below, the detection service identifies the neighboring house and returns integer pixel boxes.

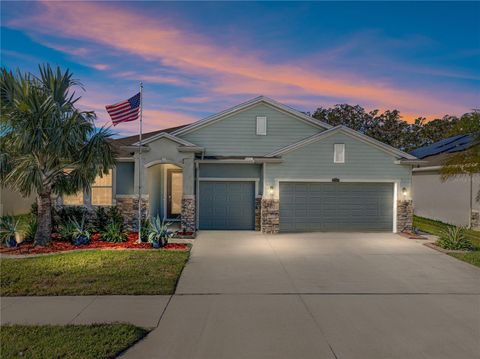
[0,187,35,216]
[411,134,479,229]
[56,96,418,233]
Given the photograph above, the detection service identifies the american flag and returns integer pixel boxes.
[105,92,141,126]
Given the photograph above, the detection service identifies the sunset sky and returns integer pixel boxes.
[1,1,479,137]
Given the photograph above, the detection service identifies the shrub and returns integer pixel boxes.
[58,221,77,242]
[437,226,474,251]
[54,207,87,230]
[101,222,127,243]
[93,207,109,232]
[140,217,150,242]
[23,215,38,242]
[108,206,124,228]
[147,215,173,248]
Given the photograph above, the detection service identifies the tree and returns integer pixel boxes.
[312,104,418,151]
[311,104,469,152]
[312,104,375,133]
[0,65,116,246]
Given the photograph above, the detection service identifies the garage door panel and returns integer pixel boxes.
[280,182,393,232]
[199,181,255,230]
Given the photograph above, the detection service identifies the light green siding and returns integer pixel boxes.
[264,133,412,196]
[180,103,323,156]
[199,163,261,178]
[116,162,135,195]
[199,163,263,195]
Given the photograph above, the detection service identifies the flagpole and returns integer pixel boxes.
[138,82,143,242]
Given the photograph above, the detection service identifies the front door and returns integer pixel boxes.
[167,169,183,219]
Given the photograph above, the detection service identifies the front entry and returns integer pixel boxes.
[167,169,183,219]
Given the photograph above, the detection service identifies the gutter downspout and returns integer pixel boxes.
[195,161,200,230]
[470,174,473,229]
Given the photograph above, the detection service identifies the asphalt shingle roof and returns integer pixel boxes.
[110,124,188,157]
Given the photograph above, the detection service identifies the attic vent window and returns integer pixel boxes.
[256,116,267,136]
[334,143,345,163]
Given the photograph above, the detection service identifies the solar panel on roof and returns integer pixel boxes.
[410,134,474,158]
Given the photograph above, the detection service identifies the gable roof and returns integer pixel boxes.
[410,134,474,159]
[266,125,418,160]
[111,124,189,156]
[172,96,331,136]
[132,132,198,147]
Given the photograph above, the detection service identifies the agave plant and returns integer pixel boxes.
[437,226,474,251]
[70,217,91,246]
[148,215,173,248]
[0,215,20,247]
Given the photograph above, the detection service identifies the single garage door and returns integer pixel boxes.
[199,181,255,230]
[280,182,393,232]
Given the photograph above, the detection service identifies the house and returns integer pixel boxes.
[411,134,479,229]
[0,187,36,216]
[59,96,418,233]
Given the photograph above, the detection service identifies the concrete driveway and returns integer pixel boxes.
[123,231,480,359]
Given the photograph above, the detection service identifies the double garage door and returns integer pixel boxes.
[280,182,394,232]
[199,181,393,232]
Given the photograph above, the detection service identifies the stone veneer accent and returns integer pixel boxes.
[397,200,413,232]
[116,196,149,231]
[181,196,196,233]
[261,198,280,234]
[471,210,479,230]
[255,197,262,231]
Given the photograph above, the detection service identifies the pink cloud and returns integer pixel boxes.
[92,64,109,71]
[115,71,188,86]
[8,1,475,118]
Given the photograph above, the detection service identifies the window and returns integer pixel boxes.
[91,170,113,206]
[334,143,345,163]
[63,191,84,205]
[256,116,267,135]
[63,168,84,205]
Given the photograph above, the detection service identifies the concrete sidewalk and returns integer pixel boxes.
[0,295,170,328]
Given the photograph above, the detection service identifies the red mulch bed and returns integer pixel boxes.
[0,232,189,255]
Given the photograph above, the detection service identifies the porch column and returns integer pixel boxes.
[181,157,196,232]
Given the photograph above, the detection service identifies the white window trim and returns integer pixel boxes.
[334,143,345,163]
[256,116,267,136]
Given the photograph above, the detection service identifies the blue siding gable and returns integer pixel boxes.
[264,132,412,196]
[179,103,323,156]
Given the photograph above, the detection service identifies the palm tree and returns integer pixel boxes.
[0,65,116,246]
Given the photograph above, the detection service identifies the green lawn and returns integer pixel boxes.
[0,324,148,359]
[413,215,480,268]
[0,249,190,296]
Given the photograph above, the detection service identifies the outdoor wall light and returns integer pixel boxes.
[269,186,274,195]
[402,187,408,196]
